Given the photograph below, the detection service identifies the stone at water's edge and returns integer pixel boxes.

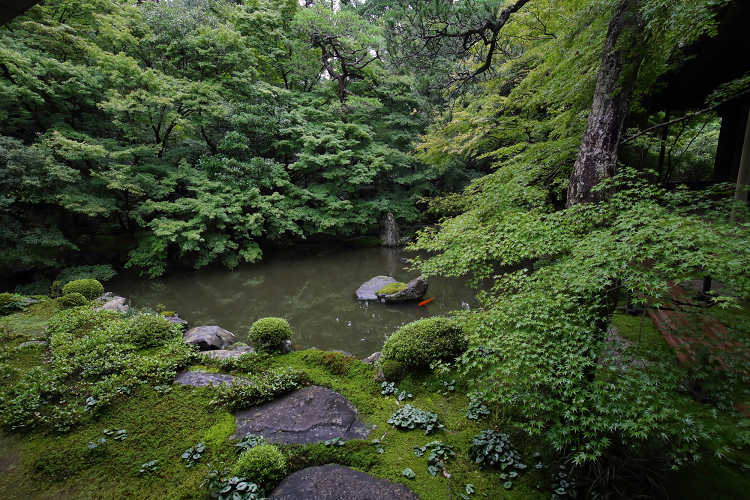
[183,325,235,351]
[173,371,245,387]
[376,276,428,303]
[380,211,400,247]
[354,276,398,300]
[199,346,254,360]
[94,296,128,313]
[267,465,421,500]
[231,385,370,444]
[165,314,188,331]
[362,351,381,365]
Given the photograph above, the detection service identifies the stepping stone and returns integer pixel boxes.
[267,465,421,500]
[173,371,246,387]
[231,385,370,444]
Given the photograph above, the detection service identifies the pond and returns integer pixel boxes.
[107,247,481,358]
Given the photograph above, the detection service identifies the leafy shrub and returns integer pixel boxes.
[413,441,455,476]
[61,279,104,301]
[56,265,116,286]
[15,280,52,297]
[388,404,442,435]
[182,443,205,467]
[0,293,28,314]
[213,367,304,411]
[125,313,180,349]
[468,430,526,470]
[380,359,405,381]
[202,465,265,500]
[381,317,466,367]
[235,434,265,454]
[466,400,491,420]
[58,293,89,309]
[234,444,287,489]
[220,351,272,375]
[376,282,407,295]
[248,317,292,352]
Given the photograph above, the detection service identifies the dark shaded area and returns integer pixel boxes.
[0,0,40,26]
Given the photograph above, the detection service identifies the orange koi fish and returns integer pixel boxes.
[418,298,435,306]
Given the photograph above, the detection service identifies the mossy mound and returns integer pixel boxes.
[249,317,292,352]
[376,282,408,295]
[381,317,467,368]
[61,279,104,301]
[235,444,287,489]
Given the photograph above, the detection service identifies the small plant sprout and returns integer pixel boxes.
[381,381,397,395]
[182,443,205,467]
[461,483,475,500]
[413,441,455,476]
[442,379,455,392]
[401,468,415,479]
[139,460,158,473]
[323,437,345,447]
[84,396,98,411]
[103,428,127,440]
[466,399,490,420]
[371,439,385,454]
[388,405,442,435]
[397,390,413,401]
[235,433,265,454]
[87,437,106,449]
[154,385,172,395]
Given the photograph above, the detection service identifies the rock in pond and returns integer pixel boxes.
[361,352,381,365]
[267,465,421,500]
[183,325,235,351]
[95,296,128,313]
[354,276,398,300]
[231,385,370,444]
[376,276,428,303]
[173,371,246,387]
[200,345,254,360]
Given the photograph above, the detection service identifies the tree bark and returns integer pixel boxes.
[566,0,642,207]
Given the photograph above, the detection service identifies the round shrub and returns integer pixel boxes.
[380,359,405,382]
[248,317,292,352]
[234,444,287,489]
[59,292,89,309]
[381,316,467,367]
[126,314,179,349]
[62,279,104,301]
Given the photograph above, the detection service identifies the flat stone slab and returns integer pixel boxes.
[231,385,370,444]
[268,465,421,500]
[199,346,255,360]
[173,371,246,387]
[354,276,398,300]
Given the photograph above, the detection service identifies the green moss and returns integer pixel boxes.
[381,317,467,367]
[248,317,292,352]
[61,279,104,301]
[234,444,287,489]
[376,282,407,295]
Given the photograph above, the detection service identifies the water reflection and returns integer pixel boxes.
[108,247,480,358]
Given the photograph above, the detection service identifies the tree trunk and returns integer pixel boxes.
[566,0,642,207]
[380,212,400,247]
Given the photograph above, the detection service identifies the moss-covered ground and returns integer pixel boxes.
[0,303,748,499]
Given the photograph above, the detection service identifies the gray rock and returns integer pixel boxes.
[173,371,246,387]
[280,339,295,354]
[183,325,235,351]
[329,349,353,357]
[200,349,253,360]
[380,212,400,247]
[376,276,428,303]
[268,465,421,500]
[362,352,381,365]
[95,296,128,313]
[373,368,385,383]
[19,340,47,348]
[232,385,370,444]
[97,292,114,300]
[165,314,188,331]
[355,276,398,300]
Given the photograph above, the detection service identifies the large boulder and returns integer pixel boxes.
[354,276,398,300]
[183,325,235,351]
[173,371,245,387]
[231,385,370,444]
[268,465,421,500]
[376,276,428,303]
[95,296,128,313]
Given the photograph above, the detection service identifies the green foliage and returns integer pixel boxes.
[181,442,205,467]
[212,367,304,411]
[381,317,467,367]
[125,313,181,349]
[468,430,526,471]
[61,279,104,301]
[380,359,405,381]
[202,465,265,500]
[466,400,490,420]
[59,293,89,309]
[376,282,407,295]
[219,351,273,375]
[0,293,28,315]
[319,351,356,375]
[248,317,292,352]
[388,404,442,435]
[234,444,287,490]
[235,434,266,454]
[56,265,117,287]
[413,441,455,476]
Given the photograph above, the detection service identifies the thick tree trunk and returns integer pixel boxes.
[566,0,641,207]
[380,212,400,247]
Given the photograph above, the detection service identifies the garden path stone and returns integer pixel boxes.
[231,385,369,444]
[173,371,246,387]
[267,465,421,500]
[355,276,398,300]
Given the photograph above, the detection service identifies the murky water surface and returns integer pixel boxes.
[108,247,480,358]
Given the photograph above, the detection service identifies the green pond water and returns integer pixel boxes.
[108,247,481,358]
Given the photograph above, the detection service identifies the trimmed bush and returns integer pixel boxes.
[381,317,467,367]
[248,317,292,352]
[376,282,407,295]
[126,314,180,349]
[62,279,104,301]
[380,359,405,381]
[59,293,89,309]
[234,444,287,489]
